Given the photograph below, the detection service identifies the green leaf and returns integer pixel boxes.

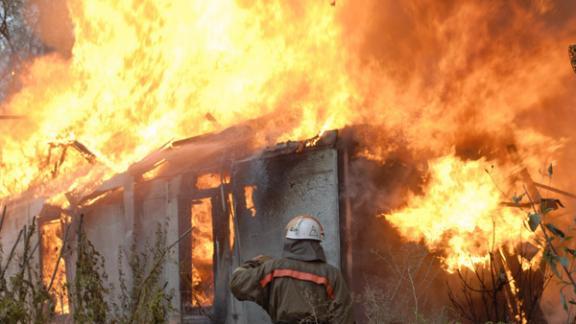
[560,256,570,268]
[569,300,576,305]
[546,223,566,239]
[550,262,561,278]
[528,212,541,232]
[561,291,568,311]
[544,248,562,278]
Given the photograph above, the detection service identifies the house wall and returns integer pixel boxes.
[1,198,44,277]
[82,193,128,305]
[1,143,342,323]
[135,176,182,322]
[78,175,182,320]
[229,147,341,324]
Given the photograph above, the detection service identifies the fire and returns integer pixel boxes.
[385,155,533,272]
[196,173,227,190]
[0,0,354,200]
[190,198,214,307]
[243,185,256,217]
[0,2,572,250]
[0,3,573,318]
[228,193,236,251]
[41,219,69,314]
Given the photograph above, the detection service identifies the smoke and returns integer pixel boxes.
[335,1,576,321]
[336,0,576,157]
[28,0,74,56]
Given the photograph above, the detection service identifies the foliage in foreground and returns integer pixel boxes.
[0,212,175,323]
[72,215,109,323]
[359,245,448,324]
[113,222,174,324]
[0,216,54,323]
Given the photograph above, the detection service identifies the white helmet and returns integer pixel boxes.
[285,215,324,241]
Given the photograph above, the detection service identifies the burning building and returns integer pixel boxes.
[2,123,573,323]
[1,125,360,322]
[1,0,576,323]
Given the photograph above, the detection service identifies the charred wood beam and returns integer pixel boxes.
[501,198,564,210]
[0,205,6,234]
[47,139,100,177]
[506,145,541,202]
[534,182,576,200]
[500,202,535,208]
[69,140,97,164]
[48,139,97,164]
[47,221,71,292]
[503,145,574,213]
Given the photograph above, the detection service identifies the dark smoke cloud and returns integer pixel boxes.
[337,0,576,155]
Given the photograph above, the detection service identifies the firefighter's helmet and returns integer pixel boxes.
[285,215,324,241]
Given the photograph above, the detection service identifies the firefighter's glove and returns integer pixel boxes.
[242,255,272,269]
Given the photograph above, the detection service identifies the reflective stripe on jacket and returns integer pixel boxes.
[230,257,354,324]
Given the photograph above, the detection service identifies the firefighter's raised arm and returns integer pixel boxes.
[230,255,273,306]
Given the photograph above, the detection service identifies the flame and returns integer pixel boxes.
[41,219,69,314]
[0,3,573,317]
[228,193,236,251]
[385,155,533,272]
[498,249,527,324]
[196,173,227,190]
[244,185,256,217]
[0,0,355,200]
[190,198,214,307]
[0,1,572,228]
[140,159,166,181]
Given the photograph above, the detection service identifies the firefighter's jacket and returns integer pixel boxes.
[230,239,354,324]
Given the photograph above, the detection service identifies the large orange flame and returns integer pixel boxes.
[0,0,355,199]
[41,219,69,314]
[385,155,533,272]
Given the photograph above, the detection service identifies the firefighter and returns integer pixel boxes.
[230,215,354,324]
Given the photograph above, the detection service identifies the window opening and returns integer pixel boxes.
[41,219,69,314]
[190,198,214,307]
